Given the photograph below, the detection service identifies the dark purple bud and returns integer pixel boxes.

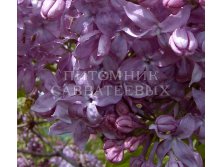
[130,156,145,167]
[104,114,117,129]
[116,115,142,133]
[156,115,177,133]
[104,140,124,163]
[163,0,185,9]
[124,135,144,152]
[27,137,42,153]
[116,101,130,115]
[41,0,65,20]
[198,0,205,7]
[169,28,198,56]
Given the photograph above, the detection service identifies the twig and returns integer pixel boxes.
[17,123,28,128]
[17,149,57,157]
[31,128,80,167]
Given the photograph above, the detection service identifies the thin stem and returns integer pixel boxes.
[30,128,80,167]
[17,123,28,128]
[142,134,154,156]
[17,149,57,157]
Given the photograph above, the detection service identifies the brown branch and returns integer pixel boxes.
[31,128,80,167]
[18,149,79,167]
[17,123,28,128]
[17,149,57,157]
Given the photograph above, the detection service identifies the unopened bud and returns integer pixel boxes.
[41,0,65,20]
[104,140,124,163]
[156,115,177,133]
[124,135,144,152]
[130,156,146,167]
[116,101,130,115]
[169,28,198,56]
[163,0,185,9]
[198,0,205,8]
[115,115,141,133]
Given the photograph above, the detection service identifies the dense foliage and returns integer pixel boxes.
[18,0,205,166]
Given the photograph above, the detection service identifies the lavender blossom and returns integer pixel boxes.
[41,0,65,20]
[162,0,186,10]
[169,28,198,56]
[17,0,205,166]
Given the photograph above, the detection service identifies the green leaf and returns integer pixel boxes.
[196,143,205,160]
[17,89,26,98]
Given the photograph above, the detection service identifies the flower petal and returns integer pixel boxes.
[159,5,191,33]
[172,139,198,167]
[192,88,205,114]
[124,2,158,29]
[93,86,123,107]
[31,93,57,114]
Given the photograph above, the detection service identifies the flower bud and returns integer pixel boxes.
[156,115,177,133]
[104,140,124,163]
[41,0,65,20]
[124,135,144,152]
[115,115,141,133]
[27,137,42,153]
[163,0,185,9]
[130,156,145,167]
[198,0,205,8]
[169,28,198,56]
[116,101,130,115]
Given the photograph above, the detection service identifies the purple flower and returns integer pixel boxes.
[130,156,146,167]
[104,140,124,163]
[169,28,198,56]
[49,120,91,149]
[165,152,184,167]
[115,115,143,133]
[116,101,130,115]
[156,115,177,133]
[17,0,205,166]
[162,0,186,10]
[41,0,65,20]
[198,0,205,7]
[124,135,145,152]
[123,1,158,29]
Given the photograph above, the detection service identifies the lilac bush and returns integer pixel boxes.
[18,0,205,166]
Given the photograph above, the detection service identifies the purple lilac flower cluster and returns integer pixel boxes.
[18,0,205,166]
[50,145,104,167]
